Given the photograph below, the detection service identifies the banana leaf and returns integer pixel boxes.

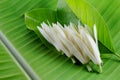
[0,0,120,80]
[0,41,28,80]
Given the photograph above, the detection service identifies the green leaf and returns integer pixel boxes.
[85,0,120,54]
[66,0,114,53]
[25,8,58,50]
[57,0,79,25]
[1,0,120,80]
[25,8,57,33]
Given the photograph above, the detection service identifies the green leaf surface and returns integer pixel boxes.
[25,8,57,50]
[85,0,120,54]
[0,41,28,80]
[57,0,79,25]
[66,0,120,56]
[66,0,114,53]
[0,0,120,80]
[25,8,57,33]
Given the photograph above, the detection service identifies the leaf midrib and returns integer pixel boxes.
[0,32,40,80]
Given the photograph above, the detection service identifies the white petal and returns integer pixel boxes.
[57,31,73,57]
[37,26,53,43]
[85,32,102,64]
[72,34,90,63]
[37,26,60,51]
[53,23,66,38]
[93,24,98,45]
[66,28,88,64]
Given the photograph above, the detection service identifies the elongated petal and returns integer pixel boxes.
[37,26,60,51]
[93,24,98,45]
[85,32,102,64]
[72,34,90,63]
[66,28,88,64]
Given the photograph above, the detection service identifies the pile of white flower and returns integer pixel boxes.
[37,22,102,73]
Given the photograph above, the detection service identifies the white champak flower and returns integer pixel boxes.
[37,22,102,73]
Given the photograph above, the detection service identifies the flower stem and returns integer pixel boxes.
[70,57,76,64]
[98,64,102,73]
[86,64,92,72]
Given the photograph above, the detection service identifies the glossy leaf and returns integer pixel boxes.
[25,8,57,50]
[57,0,79,25]
[85,0,120,54]
[66,0,114,53]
